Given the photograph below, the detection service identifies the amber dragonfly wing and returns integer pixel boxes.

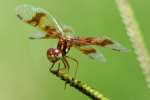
[76,46,106,62]
[72,36,128,52]
[16,4,72,39]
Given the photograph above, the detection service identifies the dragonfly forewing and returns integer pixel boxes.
[16,5,63,39]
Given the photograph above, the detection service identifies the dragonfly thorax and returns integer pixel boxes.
[57,38,72,56]
[47,48,62,63]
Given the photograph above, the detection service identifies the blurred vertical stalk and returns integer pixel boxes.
[116,0,150,89]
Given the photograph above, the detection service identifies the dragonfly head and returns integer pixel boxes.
[47,48,62,63]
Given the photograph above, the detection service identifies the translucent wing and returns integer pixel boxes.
[72,36,128,52]
[103,36,128,52]
[62,24,74,33]
[16,4,64,39]
[29,31,46,39]
[76,46,106,62]
[62,24,75,39]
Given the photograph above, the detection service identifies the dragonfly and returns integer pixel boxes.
[16,5,128,76]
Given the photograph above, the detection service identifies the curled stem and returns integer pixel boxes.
[50,70,110,100]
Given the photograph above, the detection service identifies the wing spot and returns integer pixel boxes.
[26,12,46,26]
[100,39,113,47]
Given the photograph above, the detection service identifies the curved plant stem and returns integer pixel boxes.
[50,70,110,100]
[116,0,150,89]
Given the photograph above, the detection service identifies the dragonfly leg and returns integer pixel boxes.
[49,62,56,72]
[61,58,71,89]
[66,56,79,78]
[57,62,61,71]
[61,58,70,73]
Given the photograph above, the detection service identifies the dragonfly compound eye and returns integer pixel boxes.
[47,48,62,63]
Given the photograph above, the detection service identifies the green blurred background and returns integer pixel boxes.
[0,0,150,100]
